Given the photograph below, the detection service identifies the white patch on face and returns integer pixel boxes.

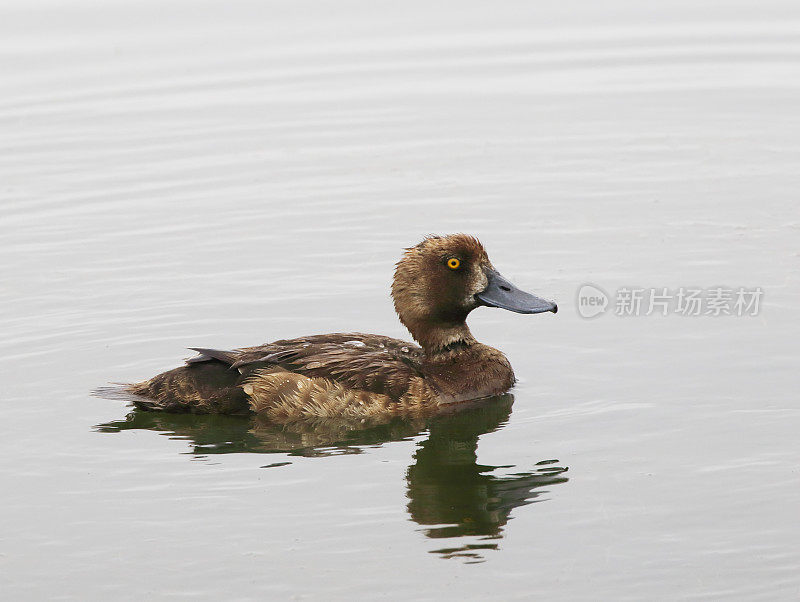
[463,265,489,306]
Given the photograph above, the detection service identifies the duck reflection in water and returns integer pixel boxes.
[96,395,568,562]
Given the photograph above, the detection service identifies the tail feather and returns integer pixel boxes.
[94,361,250,415]
[92,384,167,411]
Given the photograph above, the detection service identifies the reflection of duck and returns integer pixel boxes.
[406,396,568,561]
[97,234,556,419]
[96,406,427,457]
[96,395,568,561]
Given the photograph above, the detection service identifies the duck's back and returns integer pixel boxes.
[125,333,432,418]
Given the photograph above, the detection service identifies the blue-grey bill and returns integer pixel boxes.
[476,269,557,314]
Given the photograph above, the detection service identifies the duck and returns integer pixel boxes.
[106,234,556,420]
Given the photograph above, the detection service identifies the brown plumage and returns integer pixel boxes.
[107,234,557,421]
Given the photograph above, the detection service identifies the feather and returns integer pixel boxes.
[186,347,237,365]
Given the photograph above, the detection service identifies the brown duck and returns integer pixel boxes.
[107,234,556,420]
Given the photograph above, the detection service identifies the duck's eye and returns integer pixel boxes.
[447,258,461,270]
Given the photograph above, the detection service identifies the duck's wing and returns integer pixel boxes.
[186,348,240,365]
[186,333,424,399]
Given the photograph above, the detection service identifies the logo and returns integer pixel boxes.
[575,284,762,318]
[576,283,609,318]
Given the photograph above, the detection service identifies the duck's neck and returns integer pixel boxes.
[409,320,476,355]
[413,323,516,404]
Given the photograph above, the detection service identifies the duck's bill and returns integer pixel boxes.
[476,268,557,314]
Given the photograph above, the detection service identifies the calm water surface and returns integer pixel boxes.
[2,0,799,599]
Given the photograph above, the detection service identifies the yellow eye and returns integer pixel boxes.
[447,258,461,270]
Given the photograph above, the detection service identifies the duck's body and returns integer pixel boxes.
[116,235,556,420]
[128,332,515,420]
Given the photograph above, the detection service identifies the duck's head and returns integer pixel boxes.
[392,234,556,351]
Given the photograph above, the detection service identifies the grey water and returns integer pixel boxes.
[2,0,799,599]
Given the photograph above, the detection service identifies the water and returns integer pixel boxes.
[2,0,799,599]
